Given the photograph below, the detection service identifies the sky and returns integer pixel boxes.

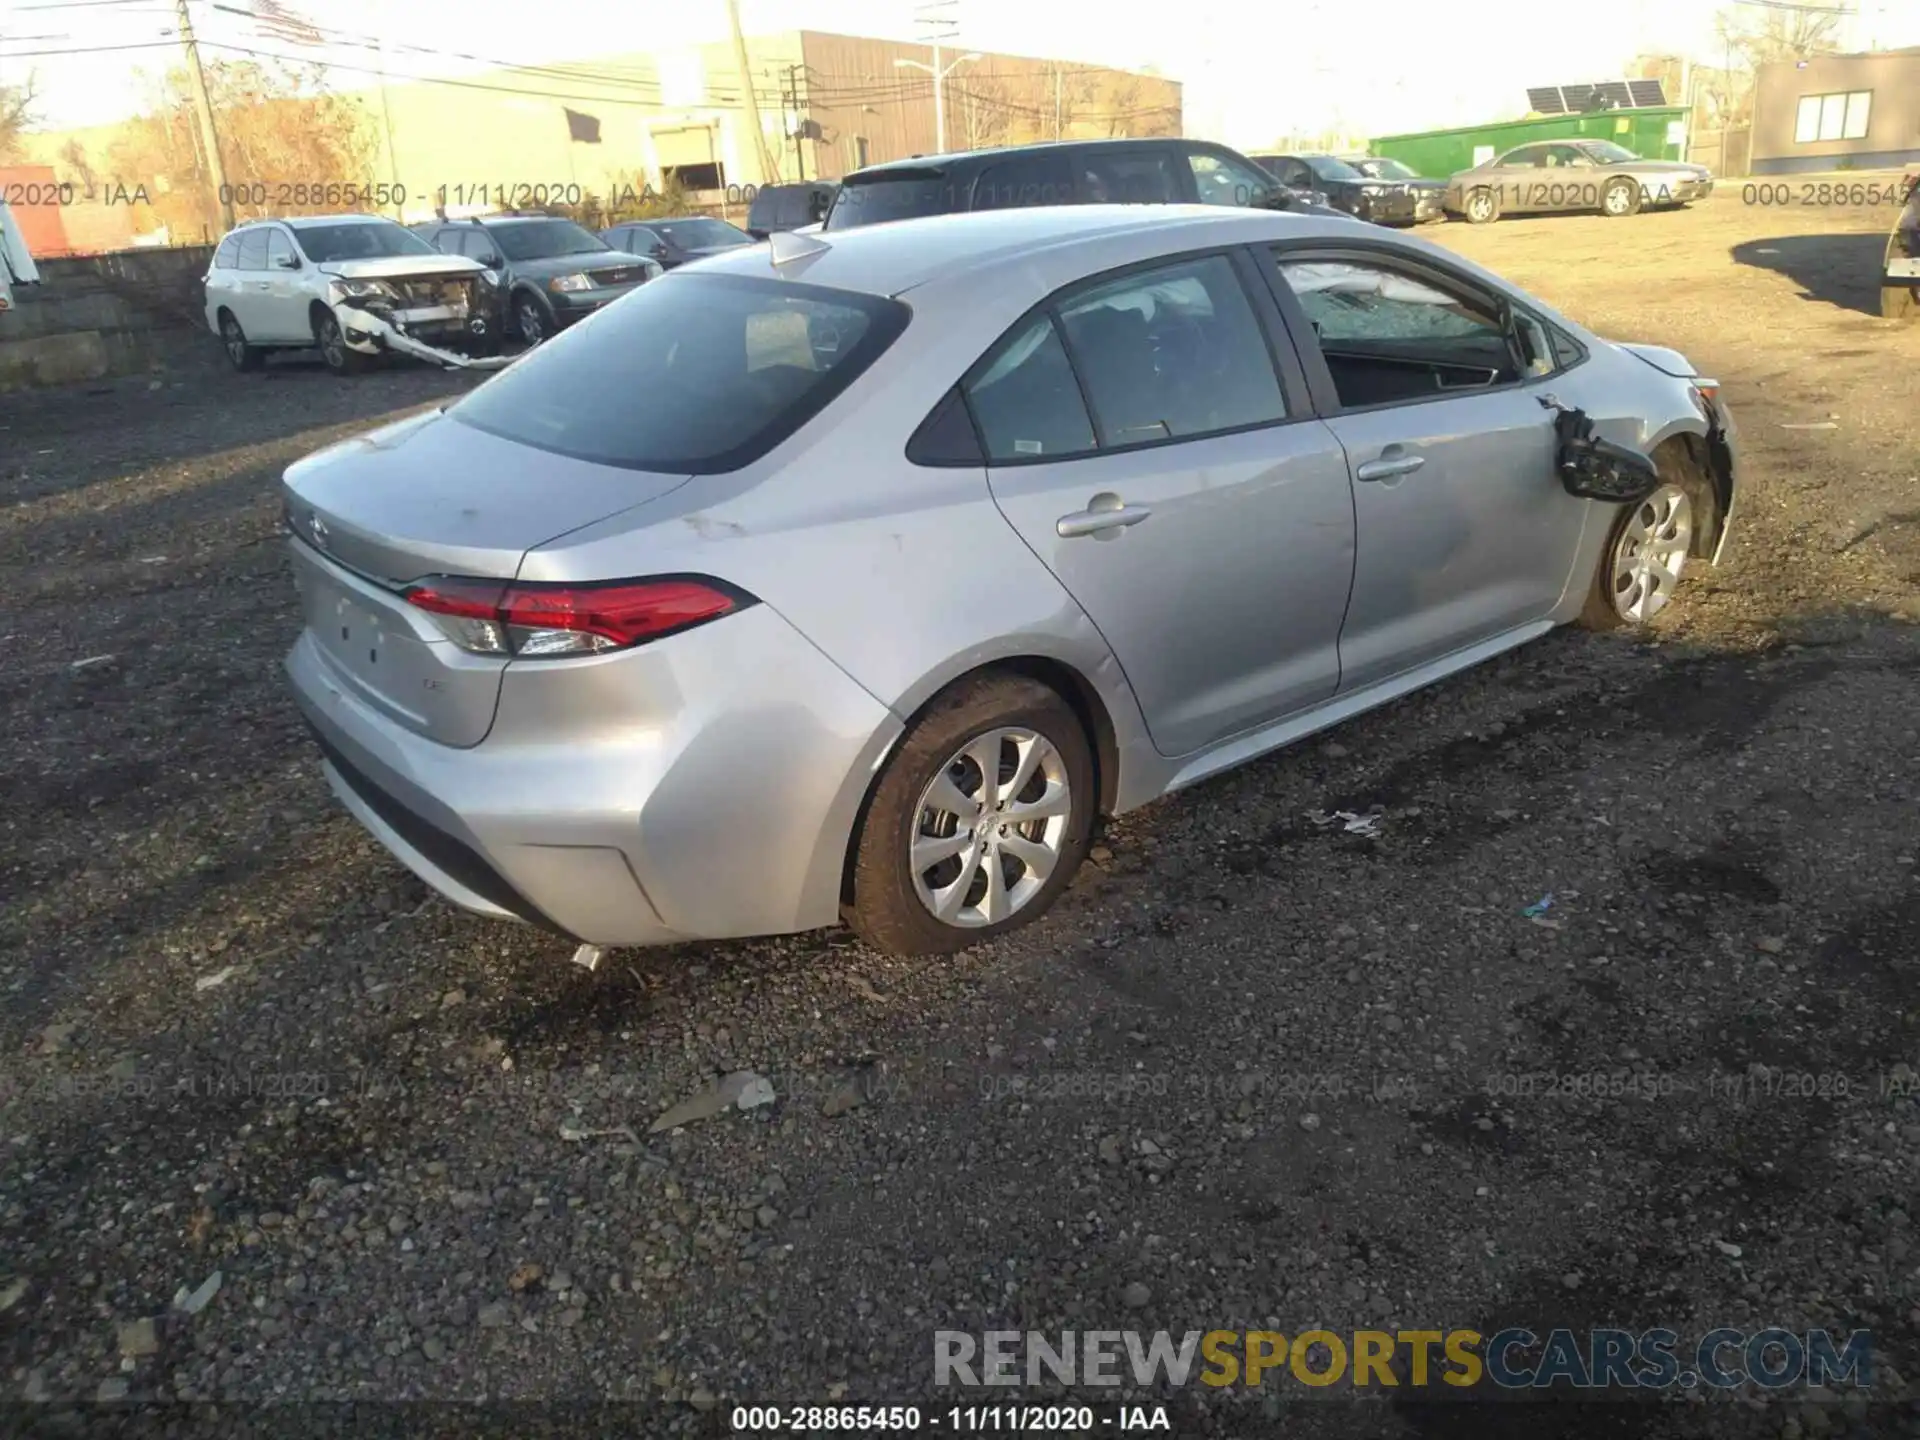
[3,0,1918,146]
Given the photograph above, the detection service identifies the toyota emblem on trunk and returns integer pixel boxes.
[308,512,330,550]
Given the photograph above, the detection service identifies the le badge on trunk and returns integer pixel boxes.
[1537,394,1664,505]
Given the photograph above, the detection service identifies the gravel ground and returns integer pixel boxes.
[2,196,1918,1438]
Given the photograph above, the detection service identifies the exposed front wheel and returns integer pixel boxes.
[219,313,263,372]
[846,674,1095,956]
[314,311,368,376]
[1580,482,1699,630]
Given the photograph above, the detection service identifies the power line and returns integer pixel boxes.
[0,38,176,55]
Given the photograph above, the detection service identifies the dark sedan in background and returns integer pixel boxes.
[601,215,756,270]
[1348,156,1446,223]
[1250,153,1426,226]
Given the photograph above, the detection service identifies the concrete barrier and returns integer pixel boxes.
[0,245,215,392]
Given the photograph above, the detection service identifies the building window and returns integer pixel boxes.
[664,162,723,191]
[1794,90,1871,144]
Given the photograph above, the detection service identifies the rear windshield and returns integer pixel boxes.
[655,218,751,248]
[824,171,964,231]
[448,273,910,474]
[295,222,435,263]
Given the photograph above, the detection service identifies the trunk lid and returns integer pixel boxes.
[320,254,486,282]
[282,407,695,747]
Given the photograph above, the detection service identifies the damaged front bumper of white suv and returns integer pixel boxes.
[326,274,516,371]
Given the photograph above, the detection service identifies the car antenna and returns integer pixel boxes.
[768,230,831,267]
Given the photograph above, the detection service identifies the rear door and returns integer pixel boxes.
[972,249,1356,757]
[1260,245,1585,692]
[230,228,273,335]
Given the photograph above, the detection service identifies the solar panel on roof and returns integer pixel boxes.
[1525,78,1668,115]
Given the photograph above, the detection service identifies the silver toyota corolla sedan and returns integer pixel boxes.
[281,205,1739,959]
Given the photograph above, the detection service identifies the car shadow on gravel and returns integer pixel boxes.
[1730,234,1889,317]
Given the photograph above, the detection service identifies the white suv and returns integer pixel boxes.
[203,214,509,375]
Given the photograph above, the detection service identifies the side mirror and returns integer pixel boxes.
[650,242,669,258]
[274,254,301,270]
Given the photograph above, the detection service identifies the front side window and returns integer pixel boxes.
[264,229,295,268]
[1577,140,1641,165]
[1274,254,1519,408]
[1056,255,1286,445]
[963,315,1097,462]
[449,274,907,473]
[1187,149,1278,208]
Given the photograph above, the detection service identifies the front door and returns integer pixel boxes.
[970,251,1356,757]
[258,227,308,341]
[1265,248,1588,692]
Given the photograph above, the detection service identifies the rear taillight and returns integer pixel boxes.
[403,576,752,658]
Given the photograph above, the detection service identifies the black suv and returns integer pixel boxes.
[412,214,662,345]
[744,182,838,240]
[822,138,1348,232]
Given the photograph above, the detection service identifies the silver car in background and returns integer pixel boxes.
[1446,140,1714,223]
[282,206,1738,958]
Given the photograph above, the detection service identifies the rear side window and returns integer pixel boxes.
[235,230,269,270]
[963,315,1096,461]
[1057,255,1287,445]
[973,154,1081,210]
[1081,150,1184,204]
[825,171,963,231]
[448,273,910,474]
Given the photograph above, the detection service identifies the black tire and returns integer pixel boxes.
[513,291,553,346]
[1463,187,1501,225]
[1883,282,1919,320]
[218,311,263,372]
[1578,465,1718,632]
[1602,177,1643,218]
[313,309,368,376]
[846,673,1096,957]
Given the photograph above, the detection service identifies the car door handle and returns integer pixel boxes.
[1355,454,1425,482]
[1056,502,1152,538]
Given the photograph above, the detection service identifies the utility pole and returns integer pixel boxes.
[373,36,400,216]
[787,63,805,181]
[891,0,976,154]
[725,0,780,186]
[175,0,233,231]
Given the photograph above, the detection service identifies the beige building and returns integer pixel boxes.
[1750,47,1920,175]
[21,29,1179,242]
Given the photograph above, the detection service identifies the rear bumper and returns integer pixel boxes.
[286,603,902,948]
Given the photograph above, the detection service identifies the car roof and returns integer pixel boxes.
[678,203,1363,299]
[279,213,395,228]
[844,136,1197,181]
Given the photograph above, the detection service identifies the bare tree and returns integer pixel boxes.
[1,75,38,161]
[953,74,1018,151]
[109,57,378,235]
[1715,1,1845,69]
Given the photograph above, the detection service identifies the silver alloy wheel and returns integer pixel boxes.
[1604,180,1637,216]
[318,315,346,370]
[910,727,1072,928]
[1610,483,1693,622]
[516,297,546,345]
[1467,189,1495,222]
[222,317,248,367]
